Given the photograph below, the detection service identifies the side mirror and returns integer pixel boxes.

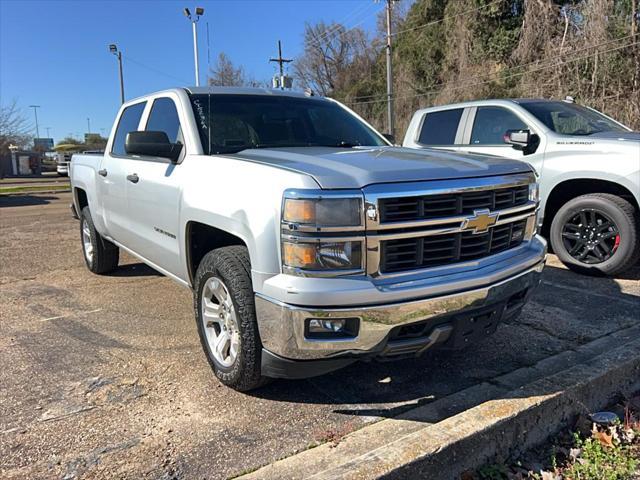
[382,133,396,145]
[125,131,183,163]
[503,129,539,156]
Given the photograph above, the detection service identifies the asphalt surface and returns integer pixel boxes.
[1,193,639,480]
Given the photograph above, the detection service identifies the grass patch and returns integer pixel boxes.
[0,184,70,194]
[563,432,637,480]
[470,393,640,480]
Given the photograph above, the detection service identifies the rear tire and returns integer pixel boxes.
[194,246,267,391]
[80,206,119,274]
[550,193,639,276]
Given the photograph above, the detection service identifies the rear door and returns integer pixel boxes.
[123,95,185,276]
[98,101,146,245]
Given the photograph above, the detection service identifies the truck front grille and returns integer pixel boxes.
[379,185,529,223]
[380,219,527,273]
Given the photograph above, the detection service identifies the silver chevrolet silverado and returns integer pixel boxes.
[70,87,546,391]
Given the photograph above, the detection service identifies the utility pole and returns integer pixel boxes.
[269,40,292,90]
[184,7,205,86]
[45,127,51,138]
[385,0,395,138]
[87,118,91,134]
[109,44,125,105]
[29,105,41,138]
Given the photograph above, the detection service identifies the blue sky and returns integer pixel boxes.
[0,0,383,142]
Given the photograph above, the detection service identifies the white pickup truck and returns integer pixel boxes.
[71,87,546,391]
[403,99,640,276]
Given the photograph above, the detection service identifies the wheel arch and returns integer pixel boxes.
[542,178,639,237]
[185,221,249,286]
[74,187,89,212]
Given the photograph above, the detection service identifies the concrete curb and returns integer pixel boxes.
[240,327,640,479]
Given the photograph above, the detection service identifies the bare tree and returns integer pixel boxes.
[208,53,247,87]
[0,100,32,155]
[294,22,379,96]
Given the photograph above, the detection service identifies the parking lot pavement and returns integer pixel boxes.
[1,192,639,480]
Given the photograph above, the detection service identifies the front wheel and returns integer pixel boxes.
[194,246,267,391]
[550,193,640,276]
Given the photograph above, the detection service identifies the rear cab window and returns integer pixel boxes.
[111,102,146,156]
[417,108,463,146]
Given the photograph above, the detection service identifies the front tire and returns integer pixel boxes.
[550,193,639,276]
[80,206,119,274]
[194,246,266,391]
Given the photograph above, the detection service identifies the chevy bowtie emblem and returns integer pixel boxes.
[462,209,499,234]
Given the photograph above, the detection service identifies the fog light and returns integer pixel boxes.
[511,225,525,243]
[305,318,359,339]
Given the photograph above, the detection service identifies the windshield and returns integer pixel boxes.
[189,93,387,154]
[520,101,628,136]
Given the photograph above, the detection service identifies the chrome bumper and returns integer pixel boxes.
[256,253,546,361]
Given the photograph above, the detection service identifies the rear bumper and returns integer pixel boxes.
[256,238,546,378]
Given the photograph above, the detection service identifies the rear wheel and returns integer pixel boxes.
[550,193,639,276]
[80,206,119,274]
[194,246,267,391]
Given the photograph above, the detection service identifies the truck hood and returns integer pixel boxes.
[585,131,640,142]
[228,146,531,189]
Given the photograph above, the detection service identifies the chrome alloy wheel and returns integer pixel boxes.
[82,219,94,264]
[201,277,241,368]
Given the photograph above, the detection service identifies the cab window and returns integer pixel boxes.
[470,107,527,145]
[417,109,462,146]
[146,97,183,144]
[111,102,146,156]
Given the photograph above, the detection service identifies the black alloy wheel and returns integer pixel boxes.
[561,208,620,264]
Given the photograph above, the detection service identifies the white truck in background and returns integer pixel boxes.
[404,99,640,276]
[70,87,546,391]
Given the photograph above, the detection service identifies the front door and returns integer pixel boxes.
[459,106,545,176]
[124,96,185,277]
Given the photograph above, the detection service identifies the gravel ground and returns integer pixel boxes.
[1,192,638,479]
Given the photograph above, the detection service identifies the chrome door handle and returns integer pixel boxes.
[98,169,108,177]
[126,173,139,183]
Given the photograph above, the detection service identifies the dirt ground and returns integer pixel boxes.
[1,192,639,479]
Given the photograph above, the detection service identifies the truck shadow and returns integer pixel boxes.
[0,194,60,207]
[250,264,640,425]
[111,262,163,278]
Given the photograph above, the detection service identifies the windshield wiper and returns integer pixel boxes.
[316,141,361,148]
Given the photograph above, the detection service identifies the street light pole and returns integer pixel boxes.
[29,105,41,139]
[184,7,204,86]
[109,44,125,104]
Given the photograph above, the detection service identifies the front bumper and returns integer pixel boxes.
[256,237,546,378]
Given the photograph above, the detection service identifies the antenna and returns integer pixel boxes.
[206,22,211,71]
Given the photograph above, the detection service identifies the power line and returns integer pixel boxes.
[347,40,639,106]
[122,55,190,84]
[310,1,376,47]
[347,34,638,103]
[306,2,383,51]
[391,0,503,37]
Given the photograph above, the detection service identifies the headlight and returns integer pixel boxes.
[528,182,539,203]
[282,240,362,271]
[283,197,362,227]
